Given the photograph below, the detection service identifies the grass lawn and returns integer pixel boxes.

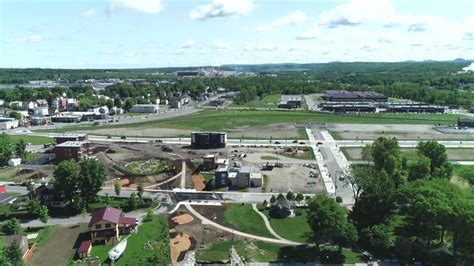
[231,94,282,108]
[35,109,466,134]
[196,240,365,263]
[261,156,279,160]
[297,128,308,140]
[91,215,170,265]
[25,225,59,248]
[263,208,312,243]
[9,135,53,145]
[201,172,214,182]
[220,204,273,238]
[452,165,474,187]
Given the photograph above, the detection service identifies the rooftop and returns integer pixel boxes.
[55,141,89,148]
[56,133,87,138]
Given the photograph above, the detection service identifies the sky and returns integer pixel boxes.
[1,0,473,68]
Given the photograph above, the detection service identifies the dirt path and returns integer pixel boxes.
[29,225,87,266]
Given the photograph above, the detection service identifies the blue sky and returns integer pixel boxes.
[1,0,473,68]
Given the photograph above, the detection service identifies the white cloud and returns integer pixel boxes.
[189,0,253,21]
[256,10,307,32]
[213,40,230,50]
[296,25,320,40]
[107,0,163,15]
[180,39,195,49]
[81,9,96,18]
[7,34,42,44]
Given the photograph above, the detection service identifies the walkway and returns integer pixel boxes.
[184,204,300,246]
[251,204,302,245]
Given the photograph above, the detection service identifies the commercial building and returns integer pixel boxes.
[458,118,474,128]
[278,95,302,109]
[54,141,91,161]
[55,133,88,144]
[214,163,262,189]
[191,132,227,149]
[50,113,82,123]
[323,90,388,102]
[384,104,445,113]
[203,154,218,171]
[0,118,19,130]
[319,102,376,113]
[129,104,159,113]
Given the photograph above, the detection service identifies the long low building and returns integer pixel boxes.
[0,118,19,130]
[129,104,159,113]
[384,104,445,113]
[323,90,388,102]
[319,102,376,113]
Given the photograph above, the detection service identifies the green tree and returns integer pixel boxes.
[114,182,121,197]
[0,133,13,166]
[137,183,144,199]
[15,139,27,161]
[417,141,452,179]
[286,191,295,201]
[362,223,395,255]
[307,195,356,252]
[296,193,304,202]
[128,192,140,209]
[38,204,49,224]
[371,137,402,182]
[361,144,373,162]
[408,154,431,181]
[123,98,135,112]
[8,111,22,120]
[53,160,79,201]
[450,199,474,264]
[270,195,276,204]
[4,240,23,266]
[2,219,21,235]
[78,158,107,206]
[276,193,284,200]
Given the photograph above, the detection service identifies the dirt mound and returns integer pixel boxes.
[192,175,205,191]
[170,233,192,263]
[172,214,194,225]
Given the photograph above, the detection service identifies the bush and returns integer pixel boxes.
[335,196,343,203]
[294,209,303,216]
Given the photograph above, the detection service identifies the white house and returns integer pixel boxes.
[33,107,49,117]
[9,101,23,109]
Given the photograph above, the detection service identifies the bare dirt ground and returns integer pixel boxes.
[170,233,192,263]
[172,214,194,225]
[192,174,206,191]
[344,147,474,161]
[329,124,474,140]
[29,225,87,266]
[169,206,242,263]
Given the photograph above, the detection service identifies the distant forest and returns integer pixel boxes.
[1,61,474,108]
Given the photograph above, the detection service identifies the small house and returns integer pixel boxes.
[89,207,138,244]
[77,240,92,259]
[272,198,296,218]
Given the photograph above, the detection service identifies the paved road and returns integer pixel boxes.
[185,203,300,245]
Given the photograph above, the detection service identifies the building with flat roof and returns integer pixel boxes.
[319,102,376,113]
[54,141,91,161]
[323,90,388,102]
[384,104,445,113]
[129,104,159,113]
[191,132,227,149]
[55,133,88,144]
[458,118,474,128]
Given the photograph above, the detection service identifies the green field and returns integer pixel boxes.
[25,226,58,248]
[35,110,466,134]
[220,204,273,238]
[231,94,282,108]
[196,240,365,263]
[9,135,53,145]
[91,215,170,265]
[452,165,474,186]
[264,208,312,243]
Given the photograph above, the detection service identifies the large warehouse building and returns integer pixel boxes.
[323,90,388,102]
[191,132,227,149]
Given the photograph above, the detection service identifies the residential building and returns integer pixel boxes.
[34,183,70,208]
[10,101,23,109]
[191,132,227,149]
[214,163,262,189]
[54,141,91,161]
[129,104,159,113]
[89,207,138,244]
[32,107,49,116]
[8,158,21,166]
[36,99,49,107]
[87,105,109,114]
[23,101,37,110]
[214,165,229,187]
[272,198,296,218]
[77,240,92,259]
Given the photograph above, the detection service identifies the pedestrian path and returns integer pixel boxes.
[185,204,300,245]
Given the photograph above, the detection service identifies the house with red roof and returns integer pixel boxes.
[89,207,138,244]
